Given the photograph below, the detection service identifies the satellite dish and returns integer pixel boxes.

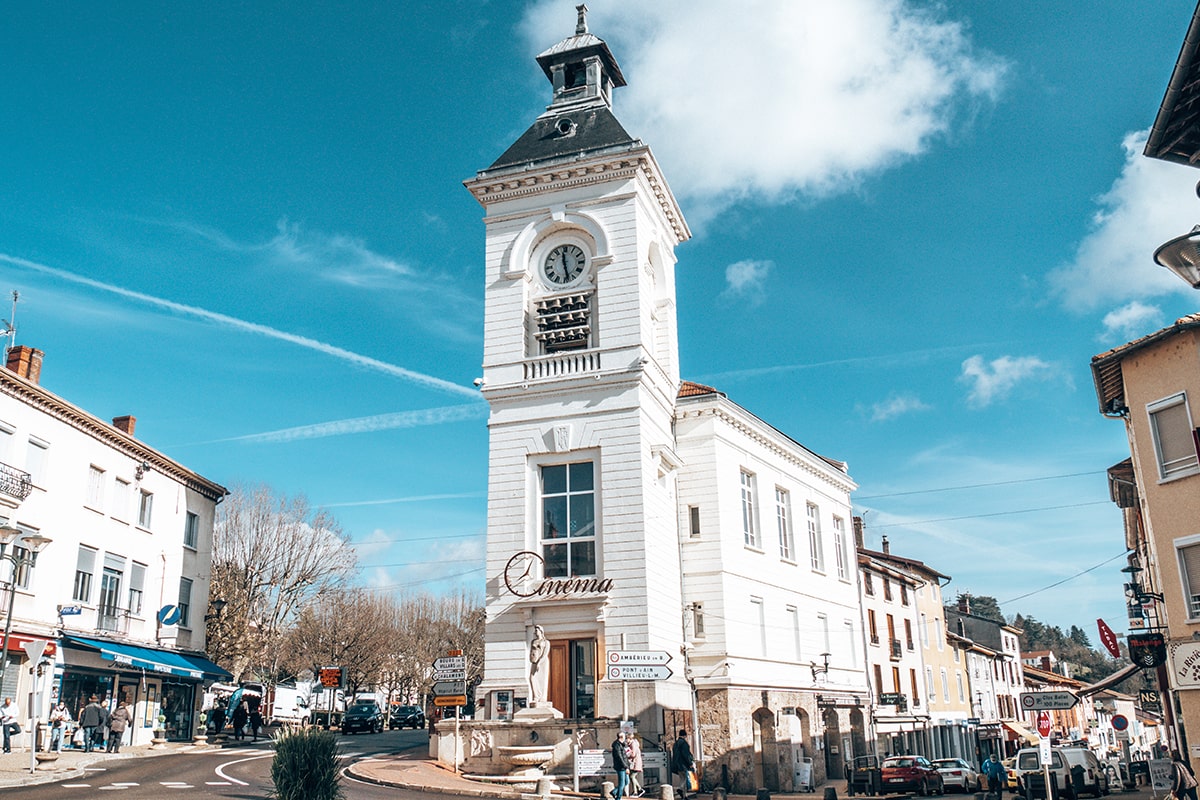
[157,605,182,626]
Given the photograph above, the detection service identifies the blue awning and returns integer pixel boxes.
[62,635,231,681]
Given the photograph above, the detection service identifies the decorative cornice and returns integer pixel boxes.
[0,371,227,501]
[678,405,856,495]
[465,149,690,244]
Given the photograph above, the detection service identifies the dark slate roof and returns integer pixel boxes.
[487,106,639,171]
[1146,3,1200,166]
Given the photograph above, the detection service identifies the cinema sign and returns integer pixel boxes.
[504,551,614,599]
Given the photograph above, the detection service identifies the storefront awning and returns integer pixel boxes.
[1003,720,1039,745]
[62,635,231,681]
[1077,662,1141,697]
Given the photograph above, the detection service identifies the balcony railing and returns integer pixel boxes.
[524,349,601,381]
[96,608,130,635]
[0,462,32,501]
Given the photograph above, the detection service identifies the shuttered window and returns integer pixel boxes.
[1149,394,1200,479]
[1180,542,1200,618]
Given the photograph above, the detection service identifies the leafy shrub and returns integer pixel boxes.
[270,726,343,800]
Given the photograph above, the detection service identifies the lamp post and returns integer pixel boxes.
[0,526,52,689]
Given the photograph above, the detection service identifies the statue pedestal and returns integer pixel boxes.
[513,703,563,721]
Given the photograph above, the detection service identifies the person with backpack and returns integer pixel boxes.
[1173,751,1198,800]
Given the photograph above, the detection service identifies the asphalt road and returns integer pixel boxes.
[0,728,432,799]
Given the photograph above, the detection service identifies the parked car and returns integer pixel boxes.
[881,755,945,795]
[389,704,426,729]
[933,758,980,793]
[1014,746,1109,798]
[341,701,384,734]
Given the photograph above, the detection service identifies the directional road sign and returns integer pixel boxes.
[434,656,467,671]
[608,664,673,681]
[434,669,467,681]
[434,695,467,707]
[1020,691,1078,711]
[607,650,672,666]
[433,680,467,695]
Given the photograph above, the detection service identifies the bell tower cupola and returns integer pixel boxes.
[537,4,626,113]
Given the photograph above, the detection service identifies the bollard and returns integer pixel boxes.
[537,777,554,798]
[602,780,615,800]
[757,789,772,800]
[713,789,728,800]
[661,782,675,800]
[824,786,838,800]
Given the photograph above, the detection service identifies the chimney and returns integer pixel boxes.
[852,516,865,549]
[881,534,890,555]
[957,593,971,614]
[1040,655,1052,671]
[112,416,136,436]
[5,345,43,385]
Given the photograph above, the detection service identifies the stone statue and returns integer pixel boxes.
[529,624,550,704]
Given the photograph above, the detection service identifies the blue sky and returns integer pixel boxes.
[2,0,1198,637]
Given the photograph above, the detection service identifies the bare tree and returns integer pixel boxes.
[283,590,396,698]
[208,484,357,682]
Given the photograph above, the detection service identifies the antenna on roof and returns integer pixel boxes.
[1,291,18,362]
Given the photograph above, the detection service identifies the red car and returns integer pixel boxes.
[881,755,946,796]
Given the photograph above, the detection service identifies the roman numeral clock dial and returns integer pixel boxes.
[543,244,586,285]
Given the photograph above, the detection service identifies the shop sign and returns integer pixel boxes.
[1130,632,1166,668]
[977,723,1002,740]
[504,551,614,599]
[1172,641,1200,687]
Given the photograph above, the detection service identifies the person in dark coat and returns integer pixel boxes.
[231,701,248,741]
[249,705,263,741]
[211,698,227,735]
[79,696,108,754]
[672,729,695,800]
[106,701,130,753]
[611,731,631,800]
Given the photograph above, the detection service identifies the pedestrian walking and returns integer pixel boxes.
[672,729,696,800]
[48,702,71,752]
[611,731,631,800]
[982,754,1007,800]
[627,733,644,797]
[106,700,130,753]
[249,705,263,741]
[232,701,248,741]
[1173,751,1198,800]
[80,695,108,754]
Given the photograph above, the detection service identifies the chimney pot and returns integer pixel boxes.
[958,594,971,614]
[881,534,890,555]
[1041,656,1051,671]
[5,345,43,385]
[112,415,136,436]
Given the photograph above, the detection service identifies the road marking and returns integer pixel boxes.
[84,767,107,772]
[112,783,139,786]
[214,752,272,786]
[62,784,90,788]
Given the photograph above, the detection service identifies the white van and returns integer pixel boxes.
[1014,746,1109,798]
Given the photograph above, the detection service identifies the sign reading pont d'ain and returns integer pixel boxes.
[504,551,614,599]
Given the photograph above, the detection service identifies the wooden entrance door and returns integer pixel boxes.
[549,640,570,716]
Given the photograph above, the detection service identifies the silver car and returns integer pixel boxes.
[934,759,981,793]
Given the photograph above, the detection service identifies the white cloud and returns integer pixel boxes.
[869,393,931,422]
[1049,130,1200,310]
[959,354,1057,407]
[1100,301,1161,341]
[522,0,1005,218]
[201,403,487,445]
[722,259,772,302]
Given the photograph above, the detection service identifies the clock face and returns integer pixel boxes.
[543,244,587,285]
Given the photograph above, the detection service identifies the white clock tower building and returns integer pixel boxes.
[465,5,692,728]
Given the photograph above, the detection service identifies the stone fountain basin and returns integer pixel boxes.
[497,745,555,767]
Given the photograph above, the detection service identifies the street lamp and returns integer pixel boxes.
[1153,182,1200,288]
[0,526,51,687]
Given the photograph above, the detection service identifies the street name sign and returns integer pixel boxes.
[433,680,467,695]
[1020,691,1078,711]
[607,650,672,666]
[608,664,673,681]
